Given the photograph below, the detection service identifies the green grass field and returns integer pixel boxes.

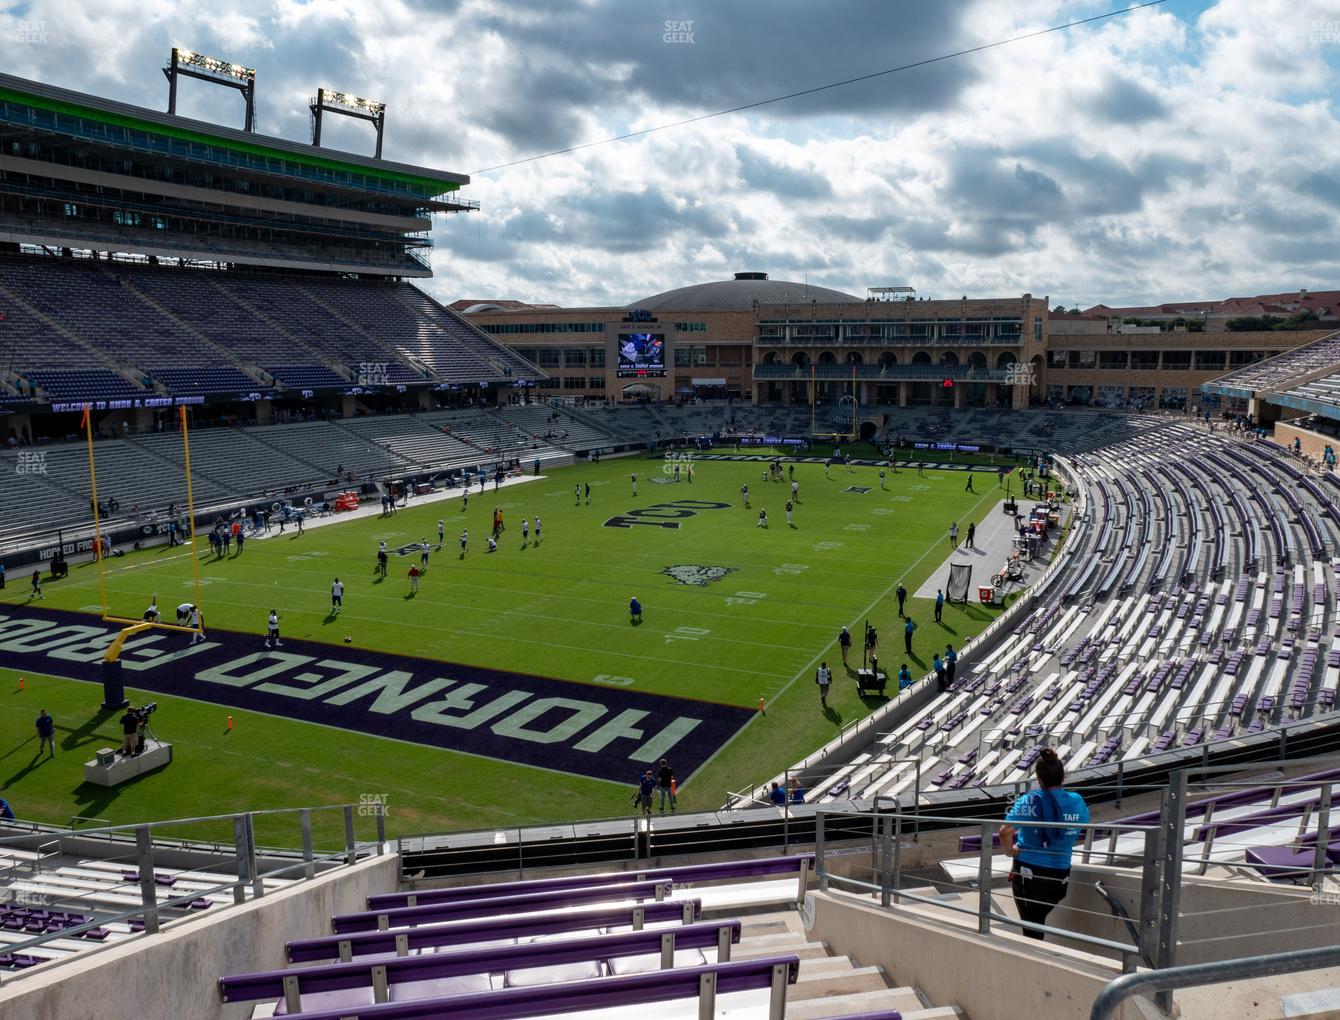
[0,451,1013,841]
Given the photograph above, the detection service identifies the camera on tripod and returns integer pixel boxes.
[128,703,158,725]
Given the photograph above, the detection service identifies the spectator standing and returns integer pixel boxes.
[933,653,947,692]
[904,618,917,655]
[935,589,945,623]
[838,626,852,666]
[966,521,976,549]
[119,707,139,756]
[657,759,677,814]
[998,750,1090,941]
[896,582,907,618]
[949,522,959,548]
[945,644,958,685]
[815,661,832,707]
[265,610,282,649]
[35,709,56,759]
[637,770,656,817]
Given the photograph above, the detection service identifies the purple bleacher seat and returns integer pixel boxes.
[334,880,675,935]
[293,901,704,964]
[269,365,349,390]
[371,857,814,912]
[1244,845,1315,881]
[151,366,257,395]
[28,368,146,401]
[231,921,741,1008]
[259,956,801,1020]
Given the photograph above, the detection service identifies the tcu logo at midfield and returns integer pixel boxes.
[603,499,730,531]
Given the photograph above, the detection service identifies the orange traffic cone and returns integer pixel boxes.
[18,677,25,690]
[758,697,766,715]
[226,715,233,731]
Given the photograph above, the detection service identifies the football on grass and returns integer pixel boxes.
[344,635,352,643]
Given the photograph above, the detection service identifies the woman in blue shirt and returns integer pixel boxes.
[998,748,1089,940]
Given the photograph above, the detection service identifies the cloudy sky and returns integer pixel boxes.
[4,0,1340,308]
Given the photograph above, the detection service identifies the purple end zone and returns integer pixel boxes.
[0,604,753,783]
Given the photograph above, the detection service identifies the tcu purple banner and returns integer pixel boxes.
[0,605,751,784]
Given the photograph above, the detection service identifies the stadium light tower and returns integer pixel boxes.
[163,47,257,132]
[310,88,387,158]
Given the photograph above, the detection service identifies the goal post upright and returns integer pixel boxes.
[84,405,207,710]
[178,404,205,608]
[83,403,111,616]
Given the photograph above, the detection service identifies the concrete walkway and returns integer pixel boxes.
[914,499,1029,599]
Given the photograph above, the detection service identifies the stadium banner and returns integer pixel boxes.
[910,441,992,454]
[0,604,753,783]
[735,435,810,448]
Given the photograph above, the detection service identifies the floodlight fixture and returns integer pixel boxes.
[163,46,257,132]
[310,87,388,158]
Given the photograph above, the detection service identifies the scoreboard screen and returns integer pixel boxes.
[616,333,666,377]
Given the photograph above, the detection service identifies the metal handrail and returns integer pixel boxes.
[0,836,383,970]
[0,802,388,984]
[0,801,368,849]
[813,805,1161,967]
[1090,944,1340,1020]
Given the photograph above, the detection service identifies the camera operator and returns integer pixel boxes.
[120,705,140,756]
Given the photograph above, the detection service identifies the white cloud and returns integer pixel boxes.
[2,0,1338,307]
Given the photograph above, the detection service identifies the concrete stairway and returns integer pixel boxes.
[732,909,966,1018]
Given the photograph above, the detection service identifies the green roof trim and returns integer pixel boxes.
[0,84,460,195]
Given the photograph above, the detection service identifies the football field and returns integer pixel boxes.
[0,448,1018,840]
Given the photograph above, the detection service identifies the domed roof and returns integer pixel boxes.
[633,272,861,311]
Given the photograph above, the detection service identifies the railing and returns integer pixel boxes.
[813,804,1162,972]
[0,802,386,985]
[1090,944,1340,1020]
[813,763,1340,1016]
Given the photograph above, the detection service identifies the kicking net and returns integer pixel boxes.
[946,562,973,604]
